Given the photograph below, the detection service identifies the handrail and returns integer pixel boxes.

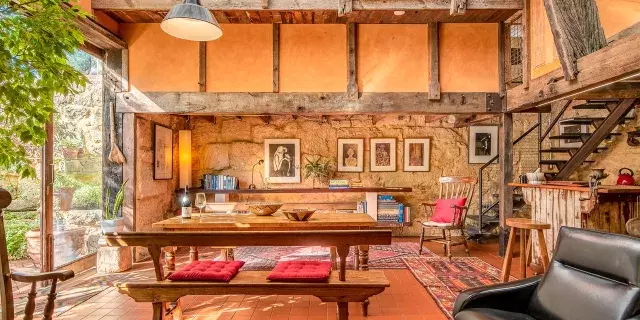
[476,121,540,233]
[539,100,572,142]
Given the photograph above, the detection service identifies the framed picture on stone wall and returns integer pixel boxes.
[337,138,364,172]
[264,139,301,183]
[370,138,397,172]
[153,124,173,180]
[468,126,498,164]
[404,138,430,172]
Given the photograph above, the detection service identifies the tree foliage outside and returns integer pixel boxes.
[0,0,88,178]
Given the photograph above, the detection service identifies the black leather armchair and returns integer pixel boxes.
[453,227,640,320]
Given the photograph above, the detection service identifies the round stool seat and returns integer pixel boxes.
[506,218,551,230]
[501,218,551,283]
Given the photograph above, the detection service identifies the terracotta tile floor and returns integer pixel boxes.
[47,238,533,320]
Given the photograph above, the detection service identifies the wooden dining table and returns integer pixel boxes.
[152,211,379,271]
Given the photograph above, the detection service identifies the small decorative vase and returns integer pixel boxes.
[101,218,124,233]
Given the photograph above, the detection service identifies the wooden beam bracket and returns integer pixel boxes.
[347,23,358,100]
[428,22,441,100]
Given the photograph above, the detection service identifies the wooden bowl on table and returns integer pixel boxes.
[282,209,316,221]
[247,203,283,216]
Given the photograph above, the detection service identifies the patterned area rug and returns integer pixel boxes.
[230,242,433,270]
[403,256,515,319]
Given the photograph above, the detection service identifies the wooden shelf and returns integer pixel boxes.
[180,187,413,194]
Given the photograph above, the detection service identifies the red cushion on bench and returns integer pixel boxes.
[168,260,245,282]
[267,261,332,282]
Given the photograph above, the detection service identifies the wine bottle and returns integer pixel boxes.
[181,186,192,219]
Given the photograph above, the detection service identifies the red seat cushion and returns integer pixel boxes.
[168,260,245,282]
[431,198,467,223]
[267,261,332,282]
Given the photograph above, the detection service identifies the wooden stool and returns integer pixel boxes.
[501,218,551,283]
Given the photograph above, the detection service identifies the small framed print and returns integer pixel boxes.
[337,139,364,172]
[404,138,430,172]
[469,126,499,164]
[370,138,397,172]
[559,124,589,148]
[153,124,173,180]
[264,139,301,183]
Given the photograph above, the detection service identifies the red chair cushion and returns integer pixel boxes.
[168,260,245,282]
[267,261,332,282]
[431,198,467,223]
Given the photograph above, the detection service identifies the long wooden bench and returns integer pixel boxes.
[104,230,392,320]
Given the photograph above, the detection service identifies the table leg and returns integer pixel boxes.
[226,248,235,261]
[500,227,516,283]
[165,246,176,271]
[330,247,338,270]
[358,245,369,271]
[519,229,526,279]
[337,302,349,320]
[189,247,199,262]
[537,229,550,272]
[353,246,360,270]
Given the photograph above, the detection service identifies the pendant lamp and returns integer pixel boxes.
[161,0,222,41]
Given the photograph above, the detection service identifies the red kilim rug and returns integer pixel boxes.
[227,242,434,270]
[403,255,515,319]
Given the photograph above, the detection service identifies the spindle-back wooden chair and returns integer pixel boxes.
[419,176,478,260]
[0,188,74,320]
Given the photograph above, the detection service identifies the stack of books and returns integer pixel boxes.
[350,180,364,188]
[203,174,238,190]
[355,200,367,213]
[377,195,403,222]
[329,179,350,189]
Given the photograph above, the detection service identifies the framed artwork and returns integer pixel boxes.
[559,124,589,148]
[153,124,173,180]
[264,139,301,183]
[370,138,397,172]
[404,138,430,172]
[337,139,364,172]
[468,126,498,164]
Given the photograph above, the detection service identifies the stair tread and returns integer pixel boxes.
[540,159,595,164]
[572,103,608,110]
[540,147,608,153]
[560,117,634,124]
[550,132,621,139]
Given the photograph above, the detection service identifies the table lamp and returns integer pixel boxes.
[249,160,264,190]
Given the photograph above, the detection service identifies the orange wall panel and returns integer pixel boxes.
[206,25,272,92]
[597,0,640,37]
[75,0,92,15]
[439,23,499,92]
[121,24,199,92]
[357,25,429,93]
[279,25,347,92]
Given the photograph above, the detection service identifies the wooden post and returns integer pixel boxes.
[273,23,280,93]
[504,23,512,88]
[103,49,124,224]
[0,188,14,320]
[429,22,441,100]
[347,23,358,100]
[498,22,506,98]
[522,0,531,89]
[542,0,606,80]
[199,42,206,92]
[498,113,514,256]
[41,114,54,275]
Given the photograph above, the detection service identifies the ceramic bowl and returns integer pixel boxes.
[247,203,283,216]
[282,209,316,221]
[526,172,546,184]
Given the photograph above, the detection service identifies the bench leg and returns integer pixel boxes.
[362,299,370,317]
[165,247,176,271]
[189,246,199,262]
[337,302,349,320]
[152,302,164,320]
[358,245,369,271]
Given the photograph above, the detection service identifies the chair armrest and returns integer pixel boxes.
[11,270,75,283]
[453,275,542,316]
[422,202,437,207]
[451,205,468,210]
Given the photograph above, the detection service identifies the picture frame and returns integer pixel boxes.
[264,139,301,183]
[337,138,364,172]
[404,138,431,172]
[559,124,589,148]
[468,126,499,164]
[370,138,397,172]
[153,124,173,180]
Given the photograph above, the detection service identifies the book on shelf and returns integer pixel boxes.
[329,179,350,189]
[203,174,239,191]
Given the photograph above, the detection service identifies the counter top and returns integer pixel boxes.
[510,183,640,194]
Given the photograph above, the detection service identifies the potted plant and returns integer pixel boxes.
[101,179,128,233]
[54,172,82,211]
[60,138,84,160]
[303,156,335,188]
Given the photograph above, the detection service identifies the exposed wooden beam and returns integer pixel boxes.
[507,33,640,112]
[115,92,502,115]
[450,0,467,15]
[522,0,530,89]
[498,22,506,100]
[572,81,640,100]
[554,99,638,180]
[347,23,358,100]
[273,24,280,93]
[608,21,640,44]
[199,42,206,92]
[338,0,353,16]
[428,22,441,100]
[542,0,606,80]
[74,15,127,49]
[41,114,54,274]
[91,0,523,11]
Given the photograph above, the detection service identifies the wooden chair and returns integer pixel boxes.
[419,176,478,260]
[0,188,74,320]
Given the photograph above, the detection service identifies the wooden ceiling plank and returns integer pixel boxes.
[212,11,230,23]
[247,10,262,23]
[302,11,314,23]
[258,10,273,23]
[272,11,283,23]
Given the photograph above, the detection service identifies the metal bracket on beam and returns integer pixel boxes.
[486,93,502,113]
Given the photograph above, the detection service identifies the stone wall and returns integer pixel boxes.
[188,114,539,236]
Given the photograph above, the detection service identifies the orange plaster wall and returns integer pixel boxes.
[356,25,429,92]
[206,25,272,92]
[279,25,347,92]
[531,0,640,79]
[75,0,92,15]
[121,23,199,92]
[439,23,499,92]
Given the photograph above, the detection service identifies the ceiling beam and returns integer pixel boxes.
[115,92,501,115]
[91,0,522,11]
[507,32,640,112]
[542,0,606,80]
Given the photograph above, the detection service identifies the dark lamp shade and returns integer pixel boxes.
[160,2,222,41]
